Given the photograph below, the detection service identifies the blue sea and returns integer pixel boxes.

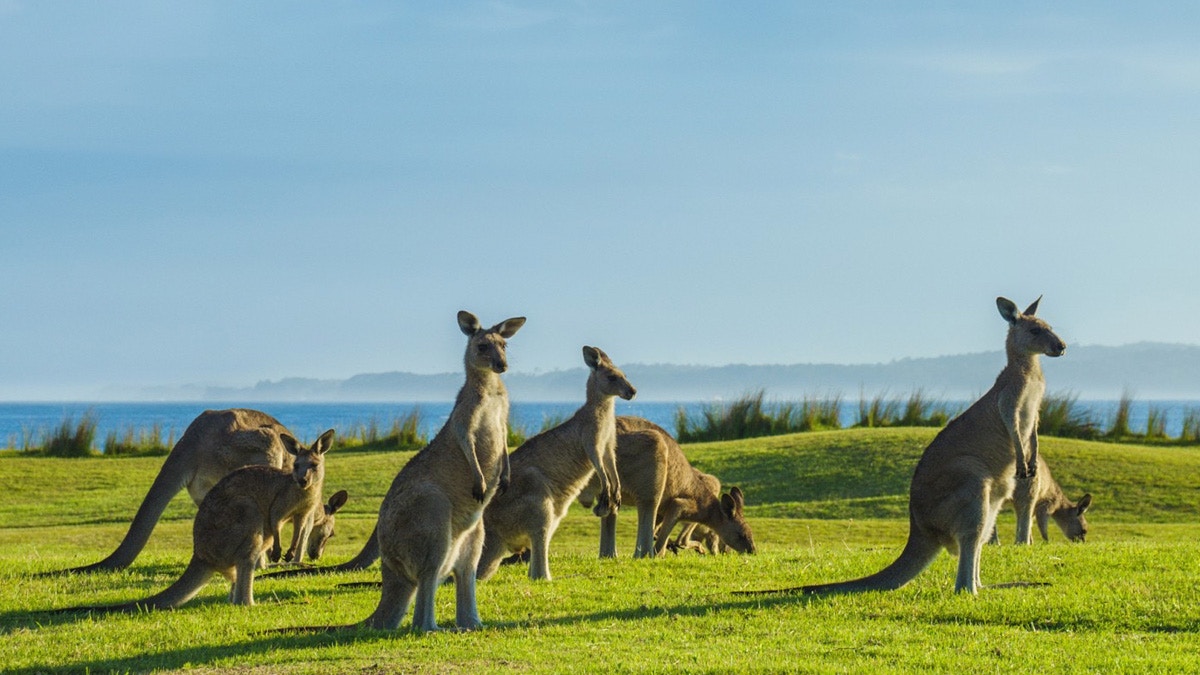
[3,399,1199,450]
[0,401,690,450]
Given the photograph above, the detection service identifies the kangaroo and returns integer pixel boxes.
[989,454,1092,544]
[58,431,341,612]
[352,311,524,633]
[578,416,756,558]
[749,296,1066,596]
[476,346,635,582]
[668,522,725,555]
[56,408,333,575]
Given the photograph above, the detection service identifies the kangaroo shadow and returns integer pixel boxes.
[5,590,818,674]
[0,583,319,637]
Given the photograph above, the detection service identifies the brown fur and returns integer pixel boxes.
[989,454,1092,544]
[578,416,755,558]
[58,431,340,612]
[358,311,525,632]
[768,296,1067,596]
[57,409,337,574]
[668,522,726,555]
[477,346,636,581]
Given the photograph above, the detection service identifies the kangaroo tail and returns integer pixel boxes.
[50,450,194,576]
[257,525,379,579]
[54,557,215,613]
[735,514,942,596]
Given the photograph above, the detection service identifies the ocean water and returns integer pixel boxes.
[3,399,1199,450]
[0,401,690,449]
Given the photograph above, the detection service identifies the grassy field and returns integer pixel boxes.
[2,428,1199,673]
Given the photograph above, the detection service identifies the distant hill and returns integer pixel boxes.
[138,342,1200,402]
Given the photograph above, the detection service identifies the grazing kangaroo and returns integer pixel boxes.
[750,296,1065,596]
[355,311,524,632]
[578,416,756,558]
[476,346,636,581]
[58,408,331,574]
[989,454,1092,544]
[58,431,340,612]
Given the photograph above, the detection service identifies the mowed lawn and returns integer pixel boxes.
[1,428,1199,674]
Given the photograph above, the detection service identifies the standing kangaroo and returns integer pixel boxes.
[578,416,756,558]
[476,346,635,581]
[753,296,1065,596]
[57,408,334,574]
[354,311,524,632]
[58,431,341,612]
[989,454,1092,544]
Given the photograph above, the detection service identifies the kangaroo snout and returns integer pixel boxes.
[623,386,637,401]
[1048,341,1067,358]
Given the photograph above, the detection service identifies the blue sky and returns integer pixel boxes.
[3,2,1199,399]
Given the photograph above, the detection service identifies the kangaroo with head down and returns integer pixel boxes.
[989,453,1092,544]
[55,409,338,575]
[58,431,342,612]
[578,416,756,558]
[747,296,1065,596]
[476,346,635,581]
[352,311,524,632]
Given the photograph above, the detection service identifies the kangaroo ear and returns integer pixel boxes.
[1024,295,1043,317]
[280,433,301,456]
[996,297,1020,324]
[458,311,481,336]
[730,485,745,508]
[314,428,336,454]
[326,489,349,515]
[493,316,526,338]
[720,492,740,518]
[582,346,604,369]
[1076,493,1092,513]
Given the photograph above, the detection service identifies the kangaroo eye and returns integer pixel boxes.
[1030,327,1044,336]
[477,344,489,353]
[607,375,620,383]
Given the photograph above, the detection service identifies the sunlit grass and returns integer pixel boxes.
[2,427,1199,673]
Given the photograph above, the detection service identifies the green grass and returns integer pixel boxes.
[2,428,1200,673]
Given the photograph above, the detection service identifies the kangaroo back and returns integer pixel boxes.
[55,409,296,575]
[57,430,338,612]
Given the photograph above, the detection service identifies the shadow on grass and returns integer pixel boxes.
[7,581,1198,674]
[0,583,318,636]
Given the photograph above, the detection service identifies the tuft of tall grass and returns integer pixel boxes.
[338,409,427,451]
[1105,391,1134,439]
[42,413,98,457]
[856,392,899,428]
[855,390,955,428]
[104,423,175,456]
[675,390,842,443]
[1180,408,1200,444]
[1144,404,1169,440]
[1039,391,1101,440]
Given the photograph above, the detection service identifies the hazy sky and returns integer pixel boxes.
[3,2,1200,399]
